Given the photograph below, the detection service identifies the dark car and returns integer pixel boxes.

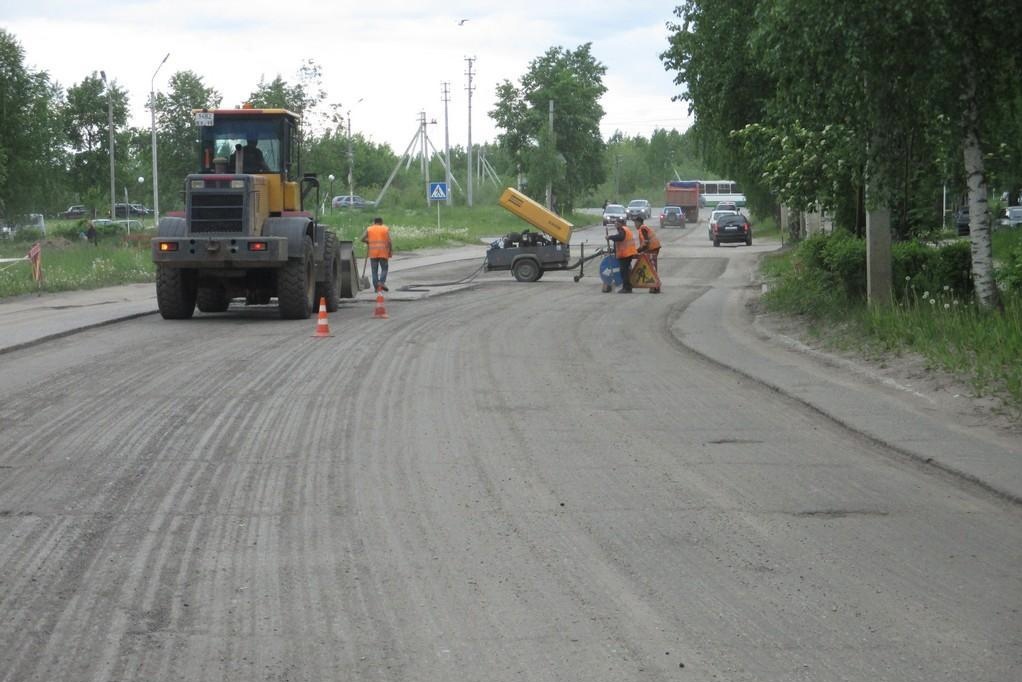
[626,199,651,220]
[113,203,150,218]
[602,203,627,226]
[61,204,89,219]
[955,206,969,236]
[711,213,752,246]
[660,205,685,228]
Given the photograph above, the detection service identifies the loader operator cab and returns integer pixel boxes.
[192,107,308,215]
[195,107,299,178]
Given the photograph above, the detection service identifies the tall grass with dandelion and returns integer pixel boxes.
[762,230,1022,408]
[0,238,155,299]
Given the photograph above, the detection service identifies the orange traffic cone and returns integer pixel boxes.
[312,297,333,337]
[372,288,388,319]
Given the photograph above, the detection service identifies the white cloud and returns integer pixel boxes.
[3,1,691,152]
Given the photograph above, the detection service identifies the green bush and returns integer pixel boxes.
[933,240,973,295]
[997,243,1022,293]
[892,239,973,302]
[821,231,866,299]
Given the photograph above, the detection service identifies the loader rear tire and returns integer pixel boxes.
[196,284,230,313]
[278,236,316,319]
[156,266,196,319]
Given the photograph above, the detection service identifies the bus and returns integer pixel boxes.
[696,180,746,208]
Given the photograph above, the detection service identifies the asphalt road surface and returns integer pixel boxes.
[1,215,1019,681]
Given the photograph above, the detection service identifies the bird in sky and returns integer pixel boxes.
[457,19,469,25]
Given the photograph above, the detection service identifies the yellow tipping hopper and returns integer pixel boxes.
[498,187,573,244]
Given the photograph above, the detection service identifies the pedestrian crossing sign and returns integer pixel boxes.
[429,182,448,201]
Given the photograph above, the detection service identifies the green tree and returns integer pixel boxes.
[662,0,1019,308]
[153,71,221,211]
[64,72,130,213]
[491,44,607,212]
[0,30,66,219]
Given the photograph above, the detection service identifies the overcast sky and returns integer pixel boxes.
[2,1,692,153]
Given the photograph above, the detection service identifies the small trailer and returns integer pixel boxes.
[487,188,604,282]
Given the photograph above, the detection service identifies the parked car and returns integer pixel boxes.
[660,205,685,228]
[602,203,627,226]
[626,199,651,220]
[955,206,969,236]
[998,206,1022,229]
[332,195,375,209]
[61,205,89,219]
[711,213,752,246]
[707,209,737,241]
[113,203,150,218]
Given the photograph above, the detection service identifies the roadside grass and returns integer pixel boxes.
[751,214,780,242]
[0,205,596,300]
[0,238,155,299]
[760,230,1022,409]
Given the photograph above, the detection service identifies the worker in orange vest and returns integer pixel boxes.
[360,216,393,292]
[636,217,662,294]
[607,216,637,293]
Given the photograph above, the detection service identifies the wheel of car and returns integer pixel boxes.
[713,238,720,247]
[745,235,752,246]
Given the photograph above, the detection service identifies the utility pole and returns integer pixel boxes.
[420,111,429,207]
[150,52,169,226]
[442,81,453,206]
[546,99,554,210]
[465,56,476,207]
[101,71,115,222]
[347,98,364,206]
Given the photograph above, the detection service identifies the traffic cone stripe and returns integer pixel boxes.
[372,291,388,319]
[312,297,333,337]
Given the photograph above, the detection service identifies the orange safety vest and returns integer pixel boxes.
[366,224,391,259]
[639,225,661,252]
[615,226,638,259]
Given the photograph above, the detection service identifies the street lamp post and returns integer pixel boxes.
[328,174,335,212]
[100,70,115,222]
[150,52,170,226]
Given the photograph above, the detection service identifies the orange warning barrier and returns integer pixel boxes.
[372,289,388,319]
[312,297,333,337]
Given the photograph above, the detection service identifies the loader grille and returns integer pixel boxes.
[190,192,244,233]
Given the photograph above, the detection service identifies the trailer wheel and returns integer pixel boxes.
[315,231,340,312]
[196,284,230,313]
[512,258,541,282]
[156,265,196,319]
[278,236,316,319]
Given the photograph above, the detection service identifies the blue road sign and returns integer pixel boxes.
[599,255,623,287]
[428,182,448,201]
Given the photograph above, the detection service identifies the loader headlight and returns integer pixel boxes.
[190,180,205,189]
[230,180,245,189]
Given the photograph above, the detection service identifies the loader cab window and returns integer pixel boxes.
[200,119,284,174]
